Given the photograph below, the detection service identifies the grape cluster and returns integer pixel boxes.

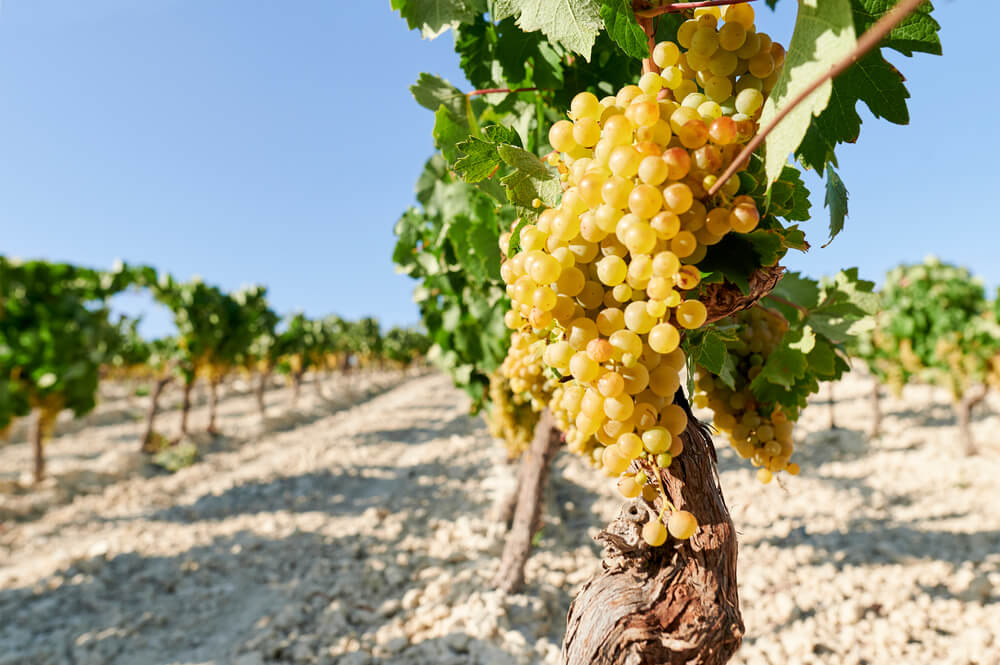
[500,331,551,408]
[497,4,785,545]
[486,370,542,460]
[694,307,800,482]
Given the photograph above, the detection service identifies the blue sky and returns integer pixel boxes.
[1,1,995,338]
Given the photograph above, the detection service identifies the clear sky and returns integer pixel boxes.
[2,1,996,338]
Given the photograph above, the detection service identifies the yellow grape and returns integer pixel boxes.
[667,510,698,539]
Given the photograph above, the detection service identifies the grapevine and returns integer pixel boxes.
[500,3,787,544]
[392,0,941,659]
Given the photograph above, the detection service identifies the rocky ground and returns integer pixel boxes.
[1,370,998,665]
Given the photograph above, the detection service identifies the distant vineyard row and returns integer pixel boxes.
[0,257,430,481]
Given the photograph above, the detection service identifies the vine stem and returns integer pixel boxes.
[467,87,542,97]
[766,294,809,317]
[637,13,659,74]
[708,0,925,196]
[635,0,759,19]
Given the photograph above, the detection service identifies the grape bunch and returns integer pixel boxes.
[694,306,800,483]
[486,370,542,460]
[500,330,551,408]
[497,4,785,545]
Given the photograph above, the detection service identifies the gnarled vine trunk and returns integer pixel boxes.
[493,410,561,594]
[561,395,741,665]
[870,378,881,438]
[142,376,171,451]
[955,385,987,456]
[827,382,837,430]
[557,266,779,664]
[207,378,220,435]
[256,369,271,420]
[32,409,45,484]
[180,379,194,436]
[291,371,304,409]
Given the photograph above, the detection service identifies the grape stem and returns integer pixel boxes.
[708,0,926,196]
[765,294,808,318]
[467,87,542,97]
[649,460,678,518]
[633,6,659,75]
[634,0,759,19]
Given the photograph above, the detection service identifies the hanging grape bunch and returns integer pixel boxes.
[694,306,800,484]
[498,3,787,545]
[486,370,543,460]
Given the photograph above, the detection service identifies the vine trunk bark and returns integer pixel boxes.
[955,385,987,457]
[870,379,882,439]
[142,377,171,451]
[207,378,220,435]
[561,393,742,665]
[32,409,45,484]
[291,372,304,410]
[493,410,561,594]
[256,369,271,420]
[179,379,193,436]
[827,382,837,430]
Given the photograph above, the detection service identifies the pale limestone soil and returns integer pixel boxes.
[0,370,998,665]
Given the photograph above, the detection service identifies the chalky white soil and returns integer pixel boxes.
[1,370,998,665]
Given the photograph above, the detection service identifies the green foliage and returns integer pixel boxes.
[391,0,941,421]
[0,257,133,433]
[105,317,152,373]
[598,0,649,60]
[383,327,432,365]
[759,0,857,186]
[795,0,942,176]
[740,269,878,417]
[862,258,1000,400]
[494,0,603,60]
[390,0,485,38]
[394,157,511,405]
[152,440,199,472]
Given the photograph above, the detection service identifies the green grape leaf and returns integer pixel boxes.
[508,217,532,255]
[483,124,520,145]
[692,328,738,390]
[759,0,857,186]
[392,208,426,273]
[809,268,879,342]
[391,0,486,38]
[755,341,809,389]
[454,137,503,182]
[411,73,467,118]
[493,0,603,61]
[807,338,839,378]
[766,165,812,222]
[769,271,821,310]
[424,177,477,220]
[599,0,649,60]
[741,156,811,223]
[789,324,816,354]
[499,100,537,150]
[432,106,471,164]
[780,226,808,252]
[496,143,552,179]
[851,0,942,57]
[449,217,503,282]
[745,229,787,268]
[498,145,561,209]
[823,166,849,245]
[797,49,918,173]
[502,171,561,210]
[416,155,449,206]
